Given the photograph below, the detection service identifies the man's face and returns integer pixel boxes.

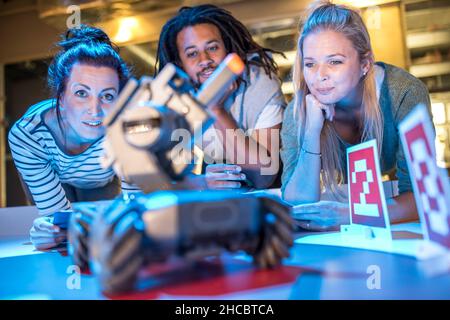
[176,23,227,86]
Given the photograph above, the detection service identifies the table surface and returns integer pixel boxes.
[1,225,449,300]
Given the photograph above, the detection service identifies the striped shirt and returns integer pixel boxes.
[8,99,139,215]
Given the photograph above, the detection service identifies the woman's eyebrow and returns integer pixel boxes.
[100,87,117,93]
[304,54,346,60]
[327,53,346,58]
[72,83,91,90]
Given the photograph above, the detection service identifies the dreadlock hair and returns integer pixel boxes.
[155,4,283,80]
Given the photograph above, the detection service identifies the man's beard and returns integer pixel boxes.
[194,64,218,88]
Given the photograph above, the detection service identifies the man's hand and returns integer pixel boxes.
[208,81,238,113]
[205,163,246,189]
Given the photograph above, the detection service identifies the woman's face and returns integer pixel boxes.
[302,30,368,105]
[60,63,119,144]
[176,23,227,86]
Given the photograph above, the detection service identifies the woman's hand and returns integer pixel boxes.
[30,216,67,250]
[292,201,349,231]
[205,164,246,189]
[305,94,335,133]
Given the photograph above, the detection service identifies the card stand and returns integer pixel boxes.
[377,238,449,261]
[296,225,450,262]
[340,224,392,251]
[413,240,449,260]
[340,223,450,262]
[416,245,450,277]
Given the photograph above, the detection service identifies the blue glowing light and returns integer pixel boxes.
[144,192,178,210]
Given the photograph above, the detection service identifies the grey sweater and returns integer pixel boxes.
[280,62,432,195]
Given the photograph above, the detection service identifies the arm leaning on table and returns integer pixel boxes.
[281,98,323,205]
[8,122,69,250]
[8,119,71,215]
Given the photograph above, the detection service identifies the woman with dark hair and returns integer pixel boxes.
[8,25,137,249]
[155,4,286,190]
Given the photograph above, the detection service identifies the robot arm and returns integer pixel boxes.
[100,54,245,193]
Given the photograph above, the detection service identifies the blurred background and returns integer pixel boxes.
[0,0,449,207]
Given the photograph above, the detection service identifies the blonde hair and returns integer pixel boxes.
[293,0,383,200]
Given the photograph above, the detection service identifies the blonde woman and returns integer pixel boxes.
[281,1,432,231]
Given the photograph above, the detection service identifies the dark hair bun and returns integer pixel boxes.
[59,24,115,51]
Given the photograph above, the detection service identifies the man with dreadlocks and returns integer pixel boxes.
[155,4,286,190]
